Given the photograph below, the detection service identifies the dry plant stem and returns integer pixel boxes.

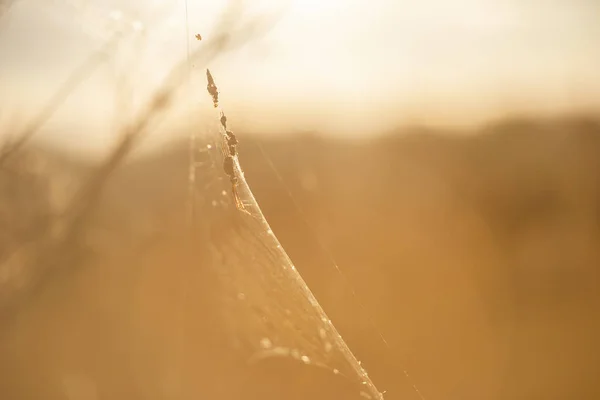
[0,94,168,327]
[0,0,186,164]
[65,5,279,245]
[0,0,278,165]
[0,32,123,165]
[0,3,281,327]
[61,9,274,250]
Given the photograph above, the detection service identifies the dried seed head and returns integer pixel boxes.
[206,69,219,108]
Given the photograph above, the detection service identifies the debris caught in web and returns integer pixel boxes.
[206,69,219,108]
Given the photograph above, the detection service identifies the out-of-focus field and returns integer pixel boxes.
[1,115,599,399]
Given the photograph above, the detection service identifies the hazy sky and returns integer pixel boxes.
[1,0,599,152]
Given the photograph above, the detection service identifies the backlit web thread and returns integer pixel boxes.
[255,144,428,400]
[182,7,424,400]
[177,64,385,399]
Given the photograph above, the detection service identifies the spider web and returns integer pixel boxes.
[0,2,387,399]
[172,82,386,397]
[171,116,385,399]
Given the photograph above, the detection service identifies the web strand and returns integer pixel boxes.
[185,0,197,227]
[254,141,427,400]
